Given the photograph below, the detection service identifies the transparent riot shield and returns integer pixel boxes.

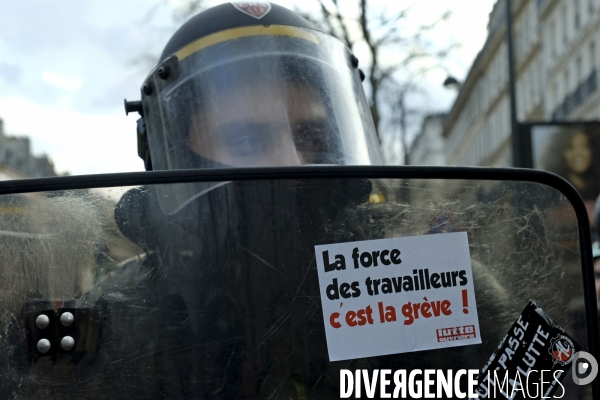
[0,167,596,399]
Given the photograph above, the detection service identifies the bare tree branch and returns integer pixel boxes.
[330,0,354,50]
[172,0,208,24]
[360,0,383,141]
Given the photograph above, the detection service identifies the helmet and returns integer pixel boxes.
[125,1,383,175]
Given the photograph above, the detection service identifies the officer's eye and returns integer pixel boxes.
[219,121,278,157]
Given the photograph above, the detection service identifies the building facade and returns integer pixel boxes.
[0,118,58,179]
[440,0,600,168]
[543,0,600,121]
[410,113,448,166]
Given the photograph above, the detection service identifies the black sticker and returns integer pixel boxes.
[474,300,580,399]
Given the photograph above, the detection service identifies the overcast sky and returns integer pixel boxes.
[0,0,495,175]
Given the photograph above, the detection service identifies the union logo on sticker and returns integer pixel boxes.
[231,2,272,19]
[549,334,576,365]
[436,325,476,342]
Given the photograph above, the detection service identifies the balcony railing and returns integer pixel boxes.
[573,86,582,107]
[552,69,597,119]
[586,69,598,94]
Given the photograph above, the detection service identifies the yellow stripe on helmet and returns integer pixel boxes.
[175,25,320,61]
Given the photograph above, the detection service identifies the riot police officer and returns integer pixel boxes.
[118,2,383,398]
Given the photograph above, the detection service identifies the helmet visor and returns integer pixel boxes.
[143,25,382,170]
[142,25,383,213]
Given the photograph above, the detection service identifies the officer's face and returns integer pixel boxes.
[188,80,329,167]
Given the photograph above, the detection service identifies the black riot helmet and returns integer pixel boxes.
[125,1,383,175]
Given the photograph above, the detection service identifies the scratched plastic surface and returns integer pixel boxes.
[0,178,589,399]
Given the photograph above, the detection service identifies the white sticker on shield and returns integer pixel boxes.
[314,231,481,361]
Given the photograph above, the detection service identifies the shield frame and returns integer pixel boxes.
[0,165,596,397]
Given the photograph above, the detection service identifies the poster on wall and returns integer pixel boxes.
[531,123,600,201]
[529,123,600,238]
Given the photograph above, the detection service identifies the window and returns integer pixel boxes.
[564,68,571,113]
[576,56,583,105]
[516,21,523,58]
[552,18,560,54]
[552,18,559,57]
[529,68,535,108]
[530,3,538,38]
[521,19,528,55]
[563,5,568,43]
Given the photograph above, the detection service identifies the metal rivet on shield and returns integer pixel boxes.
[142,81,153,96]
[60,312,74,327]
[37,339,51,353]
[36,314,50,329]
[157,65,170,79]
[61,336,75,351]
